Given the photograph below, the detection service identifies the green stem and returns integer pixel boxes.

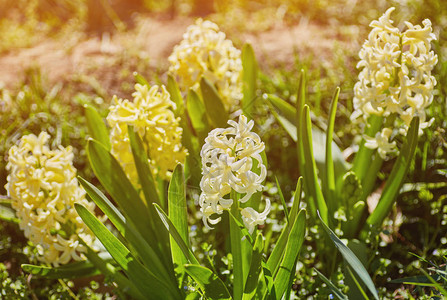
[230,191,243,300]
[360,152,383,202]
[352,115,383,182]
[351,151,383,238]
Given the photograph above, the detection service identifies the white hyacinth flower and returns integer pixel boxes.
[199,115,269,232]
[352,7,437,158]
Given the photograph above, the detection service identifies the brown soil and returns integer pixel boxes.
[0,16,361,90]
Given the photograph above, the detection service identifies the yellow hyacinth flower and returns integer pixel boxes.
[168,18,243,111]
[199,115,269,233]
[5,132,97,266]
[353,7,437,158]
[107,83,187,182]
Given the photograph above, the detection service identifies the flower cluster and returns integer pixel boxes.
[168,18,243,111]
[107,83,187,182]
[199,115,269,234]
[352,7,437,159]
[5,132,96,266]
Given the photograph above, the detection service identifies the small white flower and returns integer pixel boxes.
[241,199,271,234]
[199,115,269,232]
[364,128,397,160]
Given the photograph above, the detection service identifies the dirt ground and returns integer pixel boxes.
[0,15,362,90]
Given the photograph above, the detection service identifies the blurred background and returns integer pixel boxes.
[0,0,446,298]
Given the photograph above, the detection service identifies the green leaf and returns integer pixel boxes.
[274,209,306,300]
[265,94,297,141]
[366,117,420,229]
[261,261,276,299]
[267,178,302,277]
[84,105,110,151]
[319,213,379,300]
[265,92,347,181]
[127,126,161,207]
[243,233,264,300]
[87,139,153,238]
[78,176,126,233]
[314,268,348,300]
[275,177,289,223]
[302,105,328,223]
[78,176,174,286]
[390,275,441,285]
[325,87,340,210]
[352,115,383,183]
[134,72,150,87]
[200,77,229,128]
[80,241,145,300]
[87,138,174,269]
[168,164,189,274]
[0,204,18,223]
[167,74,184,116]
[184,264,231,299]
[22,259,104,279]
[242,43,258,118]
[75,204,178,300]
[187,89,210,144]
[153,203,200,265]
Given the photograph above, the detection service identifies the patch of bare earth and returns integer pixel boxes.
[0,16,361,90]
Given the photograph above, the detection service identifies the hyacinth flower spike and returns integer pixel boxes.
[199,114,269,232]
[5,132,98,266]
[352,7,437,161]
[169,18,243,112]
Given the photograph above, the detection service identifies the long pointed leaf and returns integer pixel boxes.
[319,213,379,300]
[167,74,184,116]
[265,94,297,141]
[22,260,101,279]
[314,268,348,300]
[154,203,200,265]
[168,164,189,274]
[275,177,289,223]
[134,72,150,87]
[78,176,173,286]
[127,126,161,207]
[187,89,210,144]
[75,204,178,300]
[243,233,264,300]
[325,87,340,210]
[274,209,306,300]
[84,105,110,150]
[80,240,144,300]
[242,43,258,118]
[366,117,420,229]
[87,139,153,240]
[302,105,328,223]
[200,77,229,128]
[267,178,302,276]
[184,264,231,299]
